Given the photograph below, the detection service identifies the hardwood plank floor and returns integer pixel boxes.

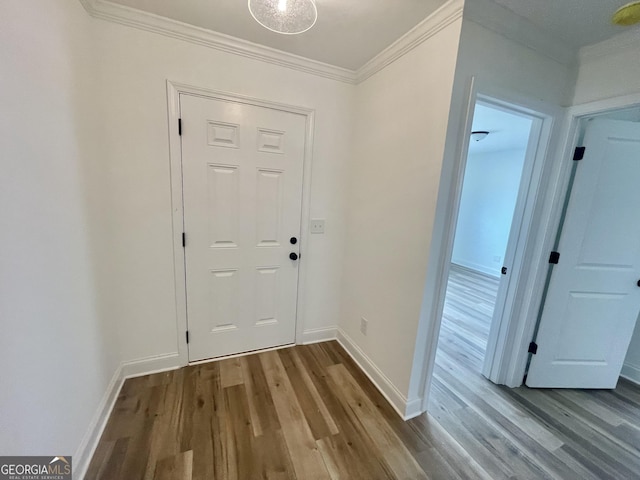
[438,264,499,373]
[87,265,640,479]
[429,264,640,480]
[88,342,421,479]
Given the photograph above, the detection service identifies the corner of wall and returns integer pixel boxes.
[336,329,421,420]
[73,364,123,479]
[73,353,183,479]
[301,326,339,345]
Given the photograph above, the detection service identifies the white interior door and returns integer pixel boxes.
[180,94,306,362]
[527,118,640,388]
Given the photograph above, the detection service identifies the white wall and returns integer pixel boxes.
[0,0,120,461]
[574,34,640,384]
[339,18,463,403]
[452,148,528,277]
[92,19,354,363]
[574,36,640,105]
[457,21,577,108]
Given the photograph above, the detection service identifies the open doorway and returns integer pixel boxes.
[435,99,536,379]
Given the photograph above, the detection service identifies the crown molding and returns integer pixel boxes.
[78,0,468,86]
[78,0,357,84]
[579,28,640,63]
[355,0,464,83]
[464,0,577,67]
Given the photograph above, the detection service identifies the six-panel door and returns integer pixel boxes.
[180,94,306,362]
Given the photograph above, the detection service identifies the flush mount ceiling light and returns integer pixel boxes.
[612,1,640,25]
[470,131,489,142]
[248,0,318,35]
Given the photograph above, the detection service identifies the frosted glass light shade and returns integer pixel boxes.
[248,0,318,35]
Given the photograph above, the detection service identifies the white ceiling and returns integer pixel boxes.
[490,0,636,48]
[106,0,448,70]
[469,103,532,154]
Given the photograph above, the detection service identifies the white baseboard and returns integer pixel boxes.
[451,260,501,279]
[121,352,182,379]
[74,364,124,480]
[403,397,424,420]
[74,352,182,479]
[621,363,640,386]
[300,326,338,345]
[336,328,419,420]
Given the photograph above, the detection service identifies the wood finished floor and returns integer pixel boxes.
[87,265,640,479]
[430,264,640,480]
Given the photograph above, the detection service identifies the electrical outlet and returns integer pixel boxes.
[310,219,325,234]
[360,317,368,335]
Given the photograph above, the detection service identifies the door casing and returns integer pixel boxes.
[166,81,315,367]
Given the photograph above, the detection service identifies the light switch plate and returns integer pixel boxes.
[310,219,325,234]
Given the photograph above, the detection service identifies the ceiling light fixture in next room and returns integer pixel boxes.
[471,131,490,142]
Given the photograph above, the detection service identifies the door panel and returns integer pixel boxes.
[181,94,306,362]
[207,164,239,247]
[527,119,640,388]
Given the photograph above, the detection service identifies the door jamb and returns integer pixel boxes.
[166,80,316,366]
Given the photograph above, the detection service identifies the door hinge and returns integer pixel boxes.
[186,330,189,344]
[178,118,182,136]
[549,251,560,264]
[501,266,508,275]
[573,146,585,161]
[182,232,186,248]
[528,342,538,354]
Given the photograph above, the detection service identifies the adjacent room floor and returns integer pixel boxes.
[86,267,640,479]
[430,264,640,479]
[436,264,500,374]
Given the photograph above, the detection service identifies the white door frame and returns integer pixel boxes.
[166,80,316,367]
[411,78,565,414]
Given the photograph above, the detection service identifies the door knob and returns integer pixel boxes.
[289,252,298,261]
[637,279,640,287]
[290,237,298,245]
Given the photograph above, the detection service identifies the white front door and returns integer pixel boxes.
[527,119,640,388]
[180,94,306,362]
